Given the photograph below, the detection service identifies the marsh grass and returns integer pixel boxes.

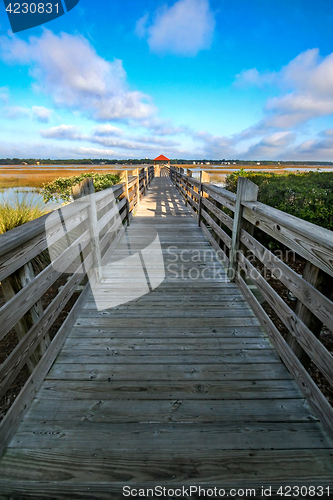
[0,192,49,233]
[0,167,121,189]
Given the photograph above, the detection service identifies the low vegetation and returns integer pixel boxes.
[226,169,333,231]
[0,167,121,189]
[0,193,48,233]
[41,172,122,202]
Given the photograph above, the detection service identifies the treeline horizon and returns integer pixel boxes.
[0,158,332,166]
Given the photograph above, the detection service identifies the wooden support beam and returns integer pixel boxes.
[288,262,333,367]
[1,261,48,373]
[72,178,102,282]
[122,170,130,226]
[228,177,258,281]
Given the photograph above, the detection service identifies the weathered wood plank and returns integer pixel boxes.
[242,200,333,277]
[63,337,271,350]
[46,362,292,381]
[25,398,316,424]
[236,272,333,440]
[0,252,93,400]
[240,228,333,332]
[201,197,233,230]
[237,252,333,387]
[8,422,331,450]
[38,379,300,400]
[1,449,332,488]
[201,207,232,248]
[56,350,281,364]
[0,283,91,457]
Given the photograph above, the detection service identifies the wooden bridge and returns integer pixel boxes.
[0,166,333,498]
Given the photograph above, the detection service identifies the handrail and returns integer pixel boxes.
[0,165,155,455]
[168,165,333,440]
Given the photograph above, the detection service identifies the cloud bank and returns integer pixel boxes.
[0,30,156,122]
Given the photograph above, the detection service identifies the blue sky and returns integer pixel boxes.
[0,0,333,160]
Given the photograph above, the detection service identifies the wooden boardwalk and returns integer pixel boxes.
[0,170,333,497]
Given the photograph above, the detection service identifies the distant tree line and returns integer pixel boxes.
[0,158,332,166]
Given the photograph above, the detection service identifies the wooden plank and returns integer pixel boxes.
[97,197,126,234]
[56,351,281,364]
[237,252,333,387]
[0,201,88,258]
[0,228,91,342]
[0,282,91,457]
[201,208,232,248]
[0,252,93,400]
[228,177,258,281]
[46,361,290,381]
[69,324,267,338]
[25,398,316,424]
[202,183,236,212]
[72,178,102,282]
[39,379,300,399]
[0,203,89,282]
[1,449,332,490]
[74,317,260,328]
[236,272,333,441]
[201,197,234,229]
[240,229,333,333]
[8,422,331,450]
[78,308,255,319]
[200,220,229,266]
[289,262,332,366]
[242,201,333,278]
[63,337,271,350]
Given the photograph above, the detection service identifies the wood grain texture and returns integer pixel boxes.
[242,200,333,277]
[1,169,332,495]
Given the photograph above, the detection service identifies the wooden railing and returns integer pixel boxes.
[168,166,333,439]
[0,166,155,454]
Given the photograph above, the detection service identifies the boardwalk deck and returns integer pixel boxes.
[0,170,333,498]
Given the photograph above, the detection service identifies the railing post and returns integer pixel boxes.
[198,171,203,226]
[184,169,191,206]
[227,177,258,281]
[145,167,149,192]
[198,171,209,226]
[122,170,130,226]
[73,177,102,282]
[134,167,140,206]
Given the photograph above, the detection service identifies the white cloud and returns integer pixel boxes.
[0,86,9,103]
[235,49,333,129]
[0,30,156,121]
[40,124,83,140]
[32,106,52,122]
[93,125,123,136]
[137,0,215,56]
[135,13,149,39]
[195,130,234,157]
[234,68,277,87]
[246,132,296,158]
[4,105,30,119]
[40,124,181,152]
[294,128,333,159]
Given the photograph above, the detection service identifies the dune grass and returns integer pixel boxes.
[0,193,49,233]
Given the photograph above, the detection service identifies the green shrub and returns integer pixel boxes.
[41,172,121,203]
[226,170,333,231]
[0,193,48,234]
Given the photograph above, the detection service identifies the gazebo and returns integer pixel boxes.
[153,155,170,167]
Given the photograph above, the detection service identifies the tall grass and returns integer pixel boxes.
[0,193,48,233]
[0,167,121,189]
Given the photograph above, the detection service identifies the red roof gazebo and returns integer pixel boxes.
[153,154,170,166]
